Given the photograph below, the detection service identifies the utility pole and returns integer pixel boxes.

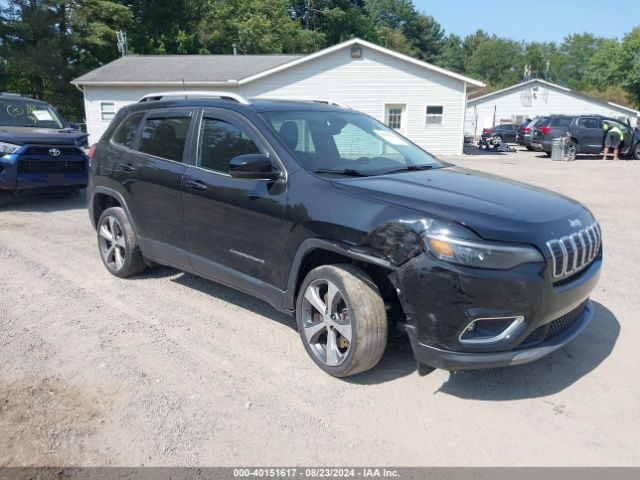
[116,31,128,57]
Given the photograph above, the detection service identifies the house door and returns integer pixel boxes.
[384,104,406,134]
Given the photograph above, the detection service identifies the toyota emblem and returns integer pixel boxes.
[49,148,61,157]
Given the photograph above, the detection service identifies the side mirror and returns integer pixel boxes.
[229,153,281,180]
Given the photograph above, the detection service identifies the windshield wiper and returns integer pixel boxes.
[382,164,437,175]
[314,168,368,177]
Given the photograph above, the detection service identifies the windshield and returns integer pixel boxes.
[261,110,443,175]
[0,98,65,129]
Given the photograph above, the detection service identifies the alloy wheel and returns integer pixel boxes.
[301,278,353,367]
[98,215,126,271]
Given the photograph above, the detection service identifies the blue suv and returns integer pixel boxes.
[0,94,89,195]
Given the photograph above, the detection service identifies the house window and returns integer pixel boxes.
[425,106,443,125]
[100,102,116,121]
[385,104,406,131]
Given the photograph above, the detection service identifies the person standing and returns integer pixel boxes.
[602,122,624,161]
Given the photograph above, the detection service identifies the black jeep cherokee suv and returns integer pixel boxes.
[88,94,602,377]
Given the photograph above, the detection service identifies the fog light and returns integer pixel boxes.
[459,316,524,344]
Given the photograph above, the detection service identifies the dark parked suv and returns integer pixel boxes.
[0,93,89,194]
[532,114,639,160]
[88,93,602,377]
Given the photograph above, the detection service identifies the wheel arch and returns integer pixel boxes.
[284,239,402,323]
[91,187,139,237]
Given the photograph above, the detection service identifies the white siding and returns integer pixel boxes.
[465,81,639,137]
[80,45,467,155]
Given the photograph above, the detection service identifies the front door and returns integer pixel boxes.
[385,104,406,134]
[181,108,289,290]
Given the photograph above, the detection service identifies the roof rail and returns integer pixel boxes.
[138,91,250,104]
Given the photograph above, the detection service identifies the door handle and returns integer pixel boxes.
[120,162,137,172]
[184,179,208,191]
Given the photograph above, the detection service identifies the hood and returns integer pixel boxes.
[331,167,595,245]
[0,126,88,146]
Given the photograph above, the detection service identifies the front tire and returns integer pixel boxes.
[634,142,640,160]
[97,207,146,278]
[296,264,388,377]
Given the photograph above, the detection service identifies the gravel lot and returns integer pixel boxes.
[1,149,639,466]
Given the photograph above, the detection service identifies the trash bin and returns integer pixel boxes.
[551,137,566,161]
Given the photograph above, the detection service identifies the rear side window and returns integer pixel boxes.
[198,118,261,173]
[549,117,572,128]
[138,116,191,162]
[111,112,144,148]
[577,118,600,129]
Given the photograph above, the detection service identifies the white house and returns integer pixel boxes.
[72,38,484,155]
[466,78,639,137]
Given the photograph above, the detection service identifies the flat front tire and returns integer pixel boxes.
[296,264,388,377]
[97,206,146,278]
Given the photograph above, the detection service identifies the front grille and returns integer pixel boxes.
[23,146,84,156]
[547,223,601,279]
[519,300,588,348]
[17,159,85,174]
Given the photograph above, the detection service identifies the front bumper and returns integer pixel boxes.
[390,250,601,370]
[0,146,88,192]
[406,300,593,370]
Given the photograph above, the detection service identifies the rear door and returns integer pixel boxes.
[574,117,603,153]
[181,107,289,290]
[123,108,196,269]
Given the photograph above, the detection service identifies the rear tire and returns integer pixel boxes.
[97,207,146,278]
[296,264,388,377]
[526,145,534,151]
[634,142,640,160]
[566,141,577,160]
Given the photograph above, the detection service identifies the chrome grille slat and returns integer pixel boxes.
[547,222,601,280]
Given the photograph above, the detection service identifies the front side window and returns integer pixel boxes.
[262,110,442,175]
[0,98,65,129]
[198,118,261,173]
[111,112,144,148]
[425,106,443,125]
[138,116,191,162]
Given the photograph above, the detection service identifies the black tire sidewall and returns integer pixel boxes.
[97,206,144,278]
[296,266,364,377]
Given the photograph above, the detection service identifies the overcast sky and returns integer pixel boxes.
[413,0,639,42]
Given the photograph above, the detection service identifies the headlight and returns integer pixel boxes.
[425,234,543,269]
[0,142,20,155]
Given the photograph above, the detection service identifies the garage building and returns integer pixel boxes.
[466,78,639,138]
[72,38,484,155]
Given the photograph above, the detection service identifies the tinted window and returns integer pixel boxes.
[112,112,144,147]
[138,116,191,162]
[536,117,551,127]
[577,117,600,129]
[198,118,261,173]
[549,117,572,127]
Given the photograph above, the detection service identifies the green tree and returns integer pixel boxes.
[437,34,465,73]
[551,33,605,90]
[465,37,523,87]
[619,27,640,107]
[584,39,624,90]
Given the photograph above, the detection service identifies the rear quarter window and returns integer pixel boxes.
[111,112,144,148]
